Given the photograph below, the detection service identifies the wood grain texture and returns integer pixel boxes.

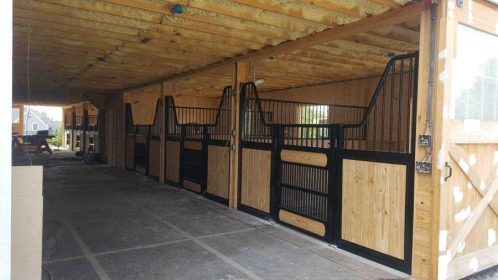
[279,209,326,237]
[124,84,161,125]
[342,159,406,259]
[241,148,271,213]
[165,140,180,183]
[207,145,230,199]
[437,2,498,279]
[280,149,327,167]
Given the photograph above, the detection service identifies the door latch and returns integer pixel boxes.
[444,162,453,181]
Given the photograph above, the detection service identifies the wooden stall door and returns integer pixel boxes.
[437,2,498,279]
[239,148,272,215]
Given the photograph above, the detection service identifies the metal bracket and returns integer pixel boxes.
[416,161,432,174]
[418,134,432,147]
[444,162,453,181]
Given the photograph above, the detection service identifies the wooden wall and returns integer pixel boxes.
[124,84,161,125]
[435,1,498,279]
[259,76,379,107]
[165,140,180,184]
[104,93,125,168]
[240,148,271,213]
[342,159,407,259]
[207,145,230,199]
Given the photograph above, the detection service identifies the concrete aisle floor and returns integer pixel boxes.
[41,162,407,280]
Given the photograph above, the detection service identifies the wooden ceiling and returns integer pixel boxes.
[13,0,422,103]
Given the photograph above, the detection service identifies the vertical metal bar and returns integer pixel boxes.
[389,61,395,152]
[406,58,413,153]
[398,59,404,152]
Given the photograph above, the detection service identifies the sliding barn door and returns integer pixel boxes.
[437,3,498,279]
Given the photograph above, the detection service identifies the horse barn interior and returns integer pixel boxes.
[3,0,498,280]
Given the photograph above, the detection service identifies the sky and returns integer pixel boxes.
[24,105,62,121]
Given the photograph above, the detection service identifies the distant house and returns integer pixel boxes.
[23,109,61,136]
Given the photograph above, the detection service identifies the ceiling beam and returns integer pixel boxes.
[124,2,426,91]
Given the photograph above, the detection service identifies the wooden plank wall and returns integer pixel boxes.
[104,93,125,168]
[435,1,498,279]
[342,159,407,259]
[124,84,161,125]
[240,148,271,213]
[258,76,378,107]
[74,103,84,125]
[207,145,230,199]
[165,140,180,184]
[445,144,498,279]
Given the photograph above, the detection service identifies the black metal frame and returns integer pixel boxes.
[237,52,419,274]
[124,100,162,180]
[65,109,101,154]
[165,87,232,204]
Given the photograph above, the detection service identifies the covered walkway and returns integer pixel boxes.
[41,162,404,280]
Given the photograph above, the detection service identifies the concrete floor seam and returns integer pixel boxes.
[123,195,266,280]
[65,221,112,280]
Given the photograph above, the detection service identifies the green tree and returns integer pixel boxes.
[49,125,62,150]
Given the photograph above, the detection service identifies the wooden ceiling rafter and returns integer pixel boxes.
[13,0,424,104]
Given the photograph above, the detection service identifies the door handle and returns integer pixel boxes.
[444,162,452,182]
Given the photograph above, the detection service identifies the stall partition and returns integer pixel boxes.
[165,87,232,204]
[125,100,161,179]
[64,105,101,154]
[238,53,418,273]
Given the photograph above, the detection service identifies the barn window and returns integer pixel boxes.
[453,24,498,120]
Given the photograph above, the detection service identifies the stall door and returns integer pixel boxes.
[180,126,207,194]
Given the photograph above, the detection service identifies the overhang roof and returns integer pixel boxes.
[13,0,422,103]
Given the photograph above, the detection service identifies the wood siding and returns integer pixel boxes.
[207,145,230,199]
[342,159,406,259]
[124,84,161,125]
[165,140,180,184]
[279,210,326,237]
[241,148,271,213]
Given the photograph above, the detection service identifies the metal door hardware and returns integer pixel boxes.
[416,161,432,174]
[444,162,453,181]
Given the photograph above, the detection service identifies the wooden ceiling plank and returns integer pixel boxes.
[33,0,282,45]
[229,0,354,27]
[14,7,267,51]
[159,2,425,83]
[101,0,305,40]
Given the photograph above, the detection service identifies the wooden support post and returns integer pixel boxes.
[229,62,248,209]
[412,7,441,280]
